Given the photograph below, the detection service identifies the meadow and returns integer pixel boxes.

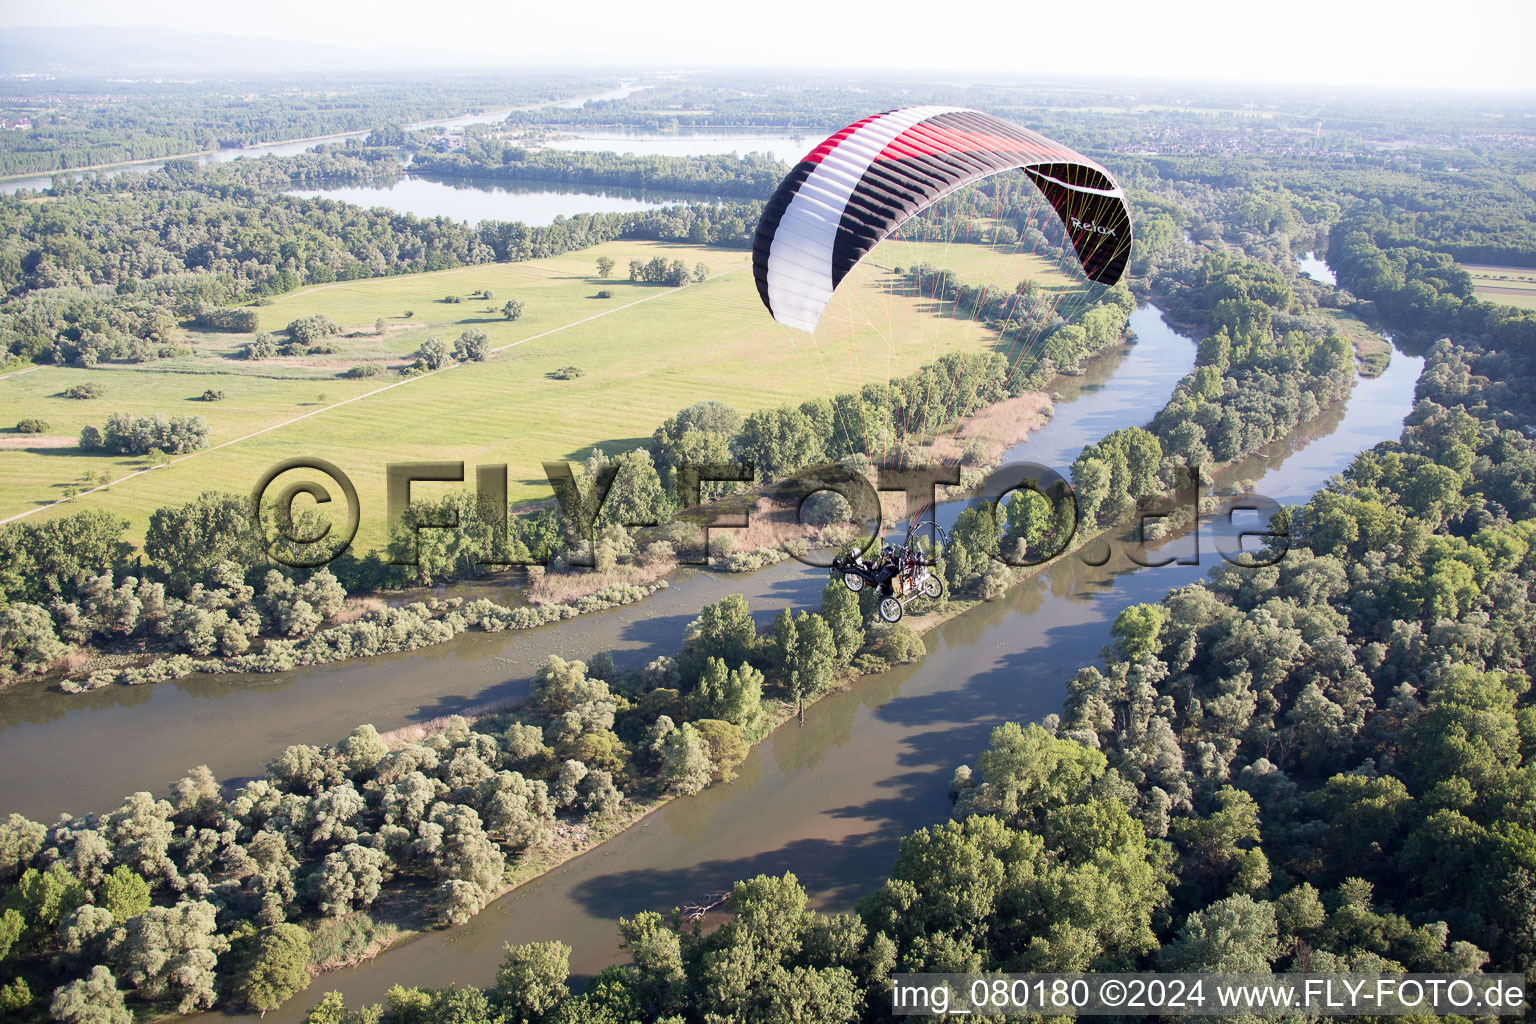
[1462,263,1536,310]
[870,237,1079,293]
[0,239,999,550]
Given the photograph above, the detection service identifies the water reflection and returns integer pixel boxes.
[284,175,721,226]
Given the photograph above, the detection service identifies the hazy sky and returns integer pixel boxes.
[3,0,1532,91]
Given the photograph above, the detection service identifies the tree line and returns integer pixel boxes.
[410,145,786,201]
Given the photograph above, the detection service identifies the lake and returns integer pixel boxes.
[284,175,710,225]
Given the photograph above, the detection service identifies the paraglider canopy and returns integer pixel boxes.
[752,106,1132,333]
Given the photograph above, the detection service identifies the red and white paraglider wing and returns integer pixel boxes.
[753,107,1132,332]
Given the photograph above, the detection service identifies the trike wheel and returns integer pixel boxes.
[878,597,903,623]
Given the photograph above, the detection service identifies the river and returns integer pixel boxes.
[0,295,1422,1018]
[1296,252,1336,286]
[223,314,1419,1022]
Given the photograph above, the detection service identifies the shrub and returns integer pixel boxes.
[243,333,279,360]
[0,602,67,677]
[342,363,384,379]
[416,338,449,371]
[78,425,102,451]
[285,315,341,347]
[595,289,613,299]
[502,299,524,321]
[199,389,224,402]
[442,295,464,304]
[453,330,489,362]
[60,383,105,400]
[547,366,584,380]
[14,419,47,434]
[95,413,210,455]
[801,490,854,527]
[193,305,259,332]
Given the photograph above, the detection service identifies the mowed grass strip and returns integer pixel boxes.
[1461,263,1536,311]
[1,240,998,550]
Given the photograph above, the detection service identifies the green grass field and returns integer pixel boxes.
[868,237,1080,294]
[1462,263,1536,310]
[0,240,1000,550]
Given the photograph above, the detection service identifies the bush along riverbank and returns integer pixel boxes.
[0,571,939,1019]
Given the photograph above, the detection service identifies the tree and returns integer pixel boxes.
[96,412,209,455]
[1,976,30,1016]
[416,337,449,371]
[595,256,616,278]
[692,658,765,733]
[0,603,67,678]
[502,300,524,321]
[691,595,758,666]
[97,866,151,922]
[1158,894,1280,972]
[691,719,748,780]
[494,940,571,1024]
[0,509,130,607]
[454,329,489,362]
[144,491,260,591]
[310,844,387,916]
[733,407,823,480]
[662,723,714,795]
[0,814,44,881]
[49,966,131,1024]
[4,863,84,945]
[819,581,864,661]
[775,610,838,718]
[595,449,673,530]
[108,899,229,1013]
[1111,603,1166,659]
[0,909,22,962]
[235,923,313,1013]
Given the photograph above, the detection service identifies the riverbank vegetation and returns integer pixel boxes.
[0,573,934,1017]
